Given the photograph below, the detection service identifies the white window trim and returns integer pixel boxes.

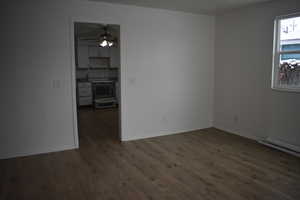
[271,12,300,93]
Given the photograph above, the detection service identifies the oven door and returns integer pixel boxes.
[93,82,115,99]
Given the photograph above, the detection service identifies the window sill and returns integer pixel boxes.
[271,86,300,93]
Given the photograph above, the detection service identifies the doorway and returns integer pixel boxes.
[72,22,121,145]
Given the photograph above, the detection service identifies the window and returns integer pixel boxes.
[272,13,300,92]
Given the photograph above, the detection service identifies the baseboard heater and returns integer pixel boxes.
[259,137,300,157]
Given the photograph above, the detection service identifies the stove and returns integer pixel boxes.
[92,80,117,108]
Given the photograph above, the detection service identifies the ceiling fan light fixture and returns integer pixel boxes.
[108,41,114,47]
[99,39,109,47]
[99,26,115,48]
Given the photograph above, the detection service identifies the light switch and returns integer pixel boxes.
[52,80,61,89]
[128,77,136,85]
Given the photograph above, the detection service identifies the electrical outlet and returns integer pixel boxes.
[161,116,168,124]
[128,77,136,85]
[234,115,239,123]
[52,80,61,89]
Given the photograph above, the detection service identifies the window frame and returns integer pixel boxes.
[272,12,300,92]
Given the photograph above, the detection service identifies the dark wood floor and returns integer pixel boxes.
[0,108,300,200]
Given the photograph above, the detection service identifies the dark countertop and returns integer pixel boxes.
[77,77,118,83]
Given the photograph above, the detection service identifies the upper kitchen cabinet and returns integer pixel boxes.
[99,46,110,57]
[88,46,99,57]
[76,42,119,69]
[77,44,90,69]
[88,46,109,58]
[109,46,120,68]
[88,46,110,68]
[77,43,110,69]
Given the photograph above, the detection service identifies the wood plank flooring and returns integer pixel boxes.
[0,108,299,200]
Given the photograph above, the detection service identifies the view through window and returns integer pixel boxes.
[272,14,300,91]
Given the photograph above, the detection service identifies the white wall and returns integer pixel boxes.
[0,0,214,158]
[214,0,300,147]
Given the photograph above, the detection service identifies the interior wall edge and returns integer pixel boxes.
[0,144,77,160]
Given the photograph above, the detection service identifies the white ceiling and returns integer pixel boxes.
[75,23,120,40]
[90,0,273,15]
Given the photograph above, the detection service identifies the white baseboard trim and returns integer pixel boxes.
[213,125,300,157]
[264,137,300,152]
[121,126,212,142]
[259,140,300,158]
[0,144,78,160]
[213,125,263,141]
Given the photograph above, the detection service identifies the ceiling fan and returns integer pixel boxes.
[77,24,117,48]
[99,26,115,47]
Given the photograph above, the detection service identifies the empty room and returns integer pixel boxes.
[0,0,299,199]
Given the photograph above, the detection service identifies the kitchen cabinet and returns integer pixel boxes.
[100,47,109,57]
[77,45,89,68]
[115,81,120,104]
[77,82,92,106]
[89,57,110,68]
[88,46,109,57]
[88,46,110,68]
[76,41,119,69]
[79,96,93,106]
[88,46,99,57]
[109,47,120,68]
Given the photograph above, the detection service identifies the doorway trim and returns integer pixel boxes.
[69,17,123,147]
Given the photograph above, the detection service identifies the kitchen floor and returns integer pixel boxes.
[78,107,119,142]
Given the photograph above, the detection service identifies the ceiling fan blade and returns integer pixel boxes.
[79,37,98,40]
